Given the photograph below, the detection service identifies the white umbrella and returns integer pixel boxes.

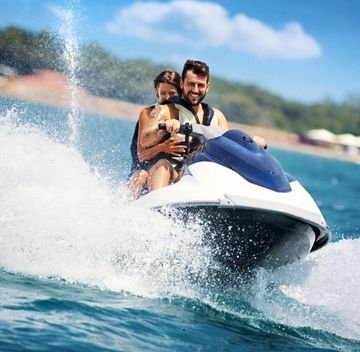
[336,133,360,147]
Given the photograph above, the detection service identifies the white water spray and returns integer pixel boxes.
[0,110,211,297]
[52,3,82,145]
[249,239,360,341]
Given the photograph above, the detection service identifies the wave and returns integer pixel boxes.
[1,108,359,345]
[0,109,211,297]
[248,239,360,342]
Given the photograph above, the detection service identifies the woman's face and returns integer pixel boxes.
[156,82,179,103]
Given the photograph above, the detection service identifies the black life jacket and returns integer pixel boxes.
[129,120,140,173]
[128,104,156,175]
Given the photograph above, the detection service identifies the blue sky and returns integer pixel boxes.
[1,0,359,104]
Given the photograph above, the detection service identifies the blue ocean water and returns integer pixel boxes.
[1,97,359,352]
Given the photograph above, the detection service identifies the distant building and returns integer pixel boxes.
[301,128,360,156]
[336,134,360,155]
[300,129,336,148]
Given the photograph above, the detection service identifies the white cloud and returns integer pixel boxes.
[106,0,321,59]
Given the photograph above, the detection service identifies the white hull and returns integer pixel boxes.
[134,126,331,275]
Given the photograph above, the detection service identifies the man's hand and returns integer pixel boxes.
[253,135,267,149]
[159,137,186,156]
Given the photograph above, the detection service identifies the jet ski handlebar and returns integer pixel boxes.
[158,122,193,155]
[158,122,193,135]
[158,123,226,143]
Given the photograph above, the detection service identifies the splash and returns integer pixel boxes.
[52,2,82,145]
[0,110,211,297]
[1,105,358,347]
[248,239,360,341]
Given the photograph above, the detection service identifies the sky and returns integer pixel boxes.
[1,0,359,104]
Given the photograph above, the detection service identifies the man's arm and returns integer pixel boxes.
[213,108,229,130]
[213,109,267,148]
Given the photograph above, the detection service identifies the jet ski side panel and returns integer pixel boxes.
[163,205,317,274]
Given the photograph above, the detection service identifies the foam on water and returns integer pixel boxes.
[0,110,210,297]
[1,108,359,344]
[249,239,360,341]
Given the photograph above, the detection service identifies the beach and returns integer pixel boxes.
[1,70,359,164]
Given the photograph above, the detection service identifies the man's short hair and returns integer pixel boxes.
[182,59,210,82]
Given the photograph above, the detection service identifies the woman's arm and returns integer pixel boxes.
[137,106,186,163]
[139,105,169,148]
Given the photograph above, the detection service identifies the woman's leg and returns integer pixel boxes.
[127,169,149,199]
[148,159,178,191]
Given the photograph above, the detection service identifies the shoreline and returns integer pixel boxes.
[1,72,359,165]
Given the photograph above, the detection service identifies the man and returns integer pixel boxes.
[140,59,228,191]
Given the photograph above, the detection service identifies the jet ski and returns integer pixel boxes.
[135,123,332,276]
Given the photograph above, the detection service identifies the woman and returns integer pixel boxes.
[127,70,185,198]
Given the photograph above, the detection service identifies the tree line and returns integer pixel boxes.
[1,26,359,135]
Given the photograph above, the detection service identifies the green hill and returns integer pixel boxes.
[1,26,359,135]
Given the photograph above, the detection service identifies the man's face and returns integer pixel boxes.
[181,71,209,106]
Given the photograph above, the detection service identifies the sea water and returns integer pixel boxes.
[0,97,359,352]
